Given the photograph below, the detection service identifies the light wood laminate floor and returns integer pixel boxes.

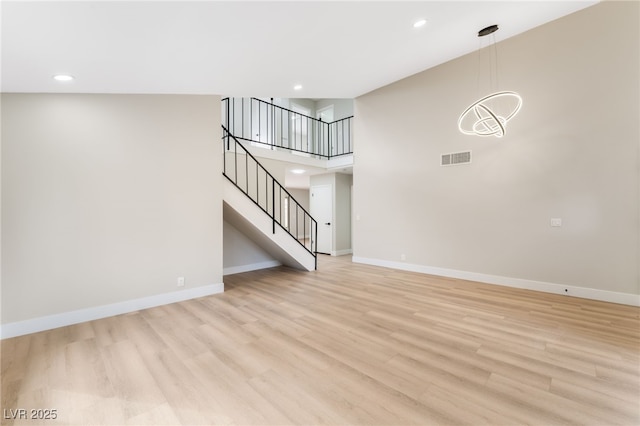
[2,255,639,425]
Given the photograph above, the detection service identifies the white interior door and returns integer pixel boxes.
[311,184,332,255]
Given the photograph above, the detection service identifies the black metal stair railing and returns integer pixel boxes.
[222,125,318,269]
[222,97,353,158]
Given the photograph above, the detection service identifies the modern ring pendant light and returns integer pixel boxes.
[458,25,522,138]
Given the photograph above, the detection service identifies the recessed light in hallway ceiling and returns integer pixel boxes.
[413,19,427,28]
[53,74,74,82]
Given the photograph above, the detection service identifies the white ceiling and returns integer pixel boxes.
[1,1,598,98]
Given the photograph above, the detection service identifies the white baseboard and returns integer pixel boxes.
[0,283,224,339]
[352,256,640,307]
[332,249,353,256]
[223,260,282,275]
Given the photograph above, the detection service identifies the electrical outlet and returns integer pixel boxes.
[401,254,406,261]
[177,277,185,287]
[550,218,562,227]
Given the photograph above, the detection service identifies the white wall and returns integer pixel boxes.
[335,173,352,254]
[289,98,354,122]
[316,98,354,121]
[289,98,316,116]
[1,94,223,329]
[353,2,639,303]
[286,187,311,239]
[223,220,279,274]
[287,188,310,212]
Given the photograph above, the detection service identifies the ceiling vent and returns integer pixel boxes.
[441,151,472,166]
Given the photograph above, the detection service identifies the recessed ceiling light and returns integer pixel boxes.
[413,19,427,28]
[293,84,303,91]
[53,74,74,82]
[290,169,305,174]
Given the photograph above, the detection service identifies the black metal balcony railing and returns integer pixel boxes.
[222,125,318,269]
[222,97,353,158]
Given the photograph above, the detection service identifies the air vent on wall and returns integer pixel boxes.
[441,151,472,166]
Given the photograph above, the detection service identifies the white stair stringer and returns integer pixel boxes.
[223,178,316,272]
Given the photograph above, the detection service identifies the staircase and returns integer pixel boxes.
[222,127,318,271]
